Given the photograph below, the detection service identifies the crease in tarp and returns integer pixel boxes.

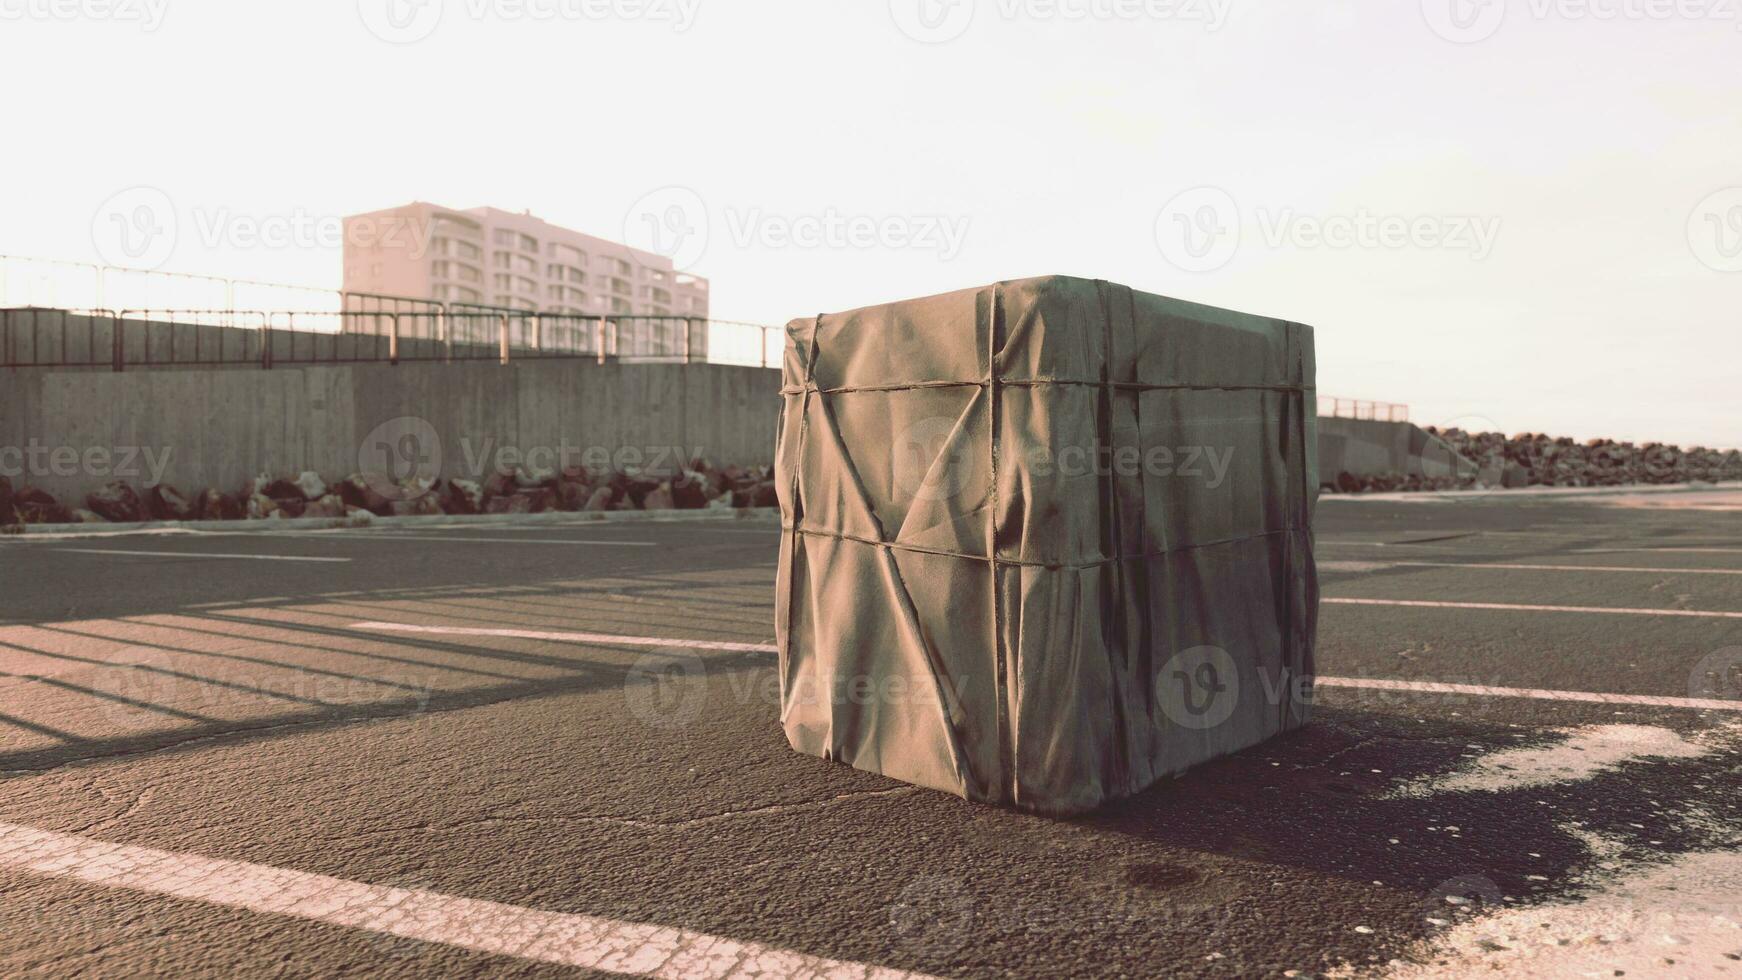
[780,316,970,789]
[777,275,1319,814]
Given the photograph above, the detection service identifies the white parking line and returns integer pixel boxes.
[329,535,658,546]
[351,622,779,653]
[1321,560,1742,576]
[1574,547,1742,555]
[1325,597,1742,619]
[348,624,1742,713]
[52,548,351,563]
[0,822,937,979]
[1318,678,1742,712]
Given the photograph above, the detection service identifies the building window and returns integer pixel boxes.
[493,251,513,269]
[519,234,538,253]
[493,229,517,247]
[512,254,536,274]
[492,273,513,291]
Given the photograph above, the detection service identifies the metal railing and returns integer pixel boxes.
[0,306,781,371]
[1317,396,1410,423]
[1,255,779,370]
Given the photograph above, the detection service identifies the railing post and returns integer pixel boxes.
[499,314,510,365]
[683,317,693,364]
[597,318,607,365]
[761,326,771,369]
[111,311,123,372]
[389,312,400,365]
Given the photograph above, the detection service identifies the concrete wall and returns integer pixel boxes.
[1,359,782,502]
[1317,417,1477,484]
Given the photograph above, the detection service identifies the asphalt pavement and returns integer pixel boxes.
[0,491,1738,978]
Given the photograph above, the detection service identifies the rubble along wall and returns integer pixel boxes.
[0,360,782,502]
[1317,417,1476,485]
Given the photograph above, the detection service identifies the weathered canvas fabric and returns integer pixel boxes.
[775,276,1318,814]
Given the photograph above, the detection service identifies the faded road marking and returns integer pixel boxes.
[351,622,779,654]
[1324,597,1742,619]
[1318,677,1742,712]
[53,548,352,564]
[0,821,939,979]
[1321,560,1742,576]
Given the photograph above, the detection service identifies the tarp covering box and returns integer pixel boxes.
[775,276,1318,814]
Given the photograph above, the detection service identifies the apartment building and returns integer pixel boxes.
[341,202,710,355]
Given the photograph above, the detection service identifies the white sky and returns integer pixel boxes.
[1,0,1738,446]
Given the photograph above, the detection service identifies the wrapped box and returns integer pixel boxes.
[775,276,1318,814]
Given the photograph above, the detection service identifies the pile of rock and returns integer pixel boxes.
[0,460,781,528]
[1323,429,1742,495]
[1432,430,1742,491]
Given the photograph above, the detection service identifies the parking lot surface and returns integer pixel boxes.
[1,491,1739,978]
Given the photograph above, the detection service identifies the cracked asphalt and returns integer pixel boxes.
[1,492,1739,978]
